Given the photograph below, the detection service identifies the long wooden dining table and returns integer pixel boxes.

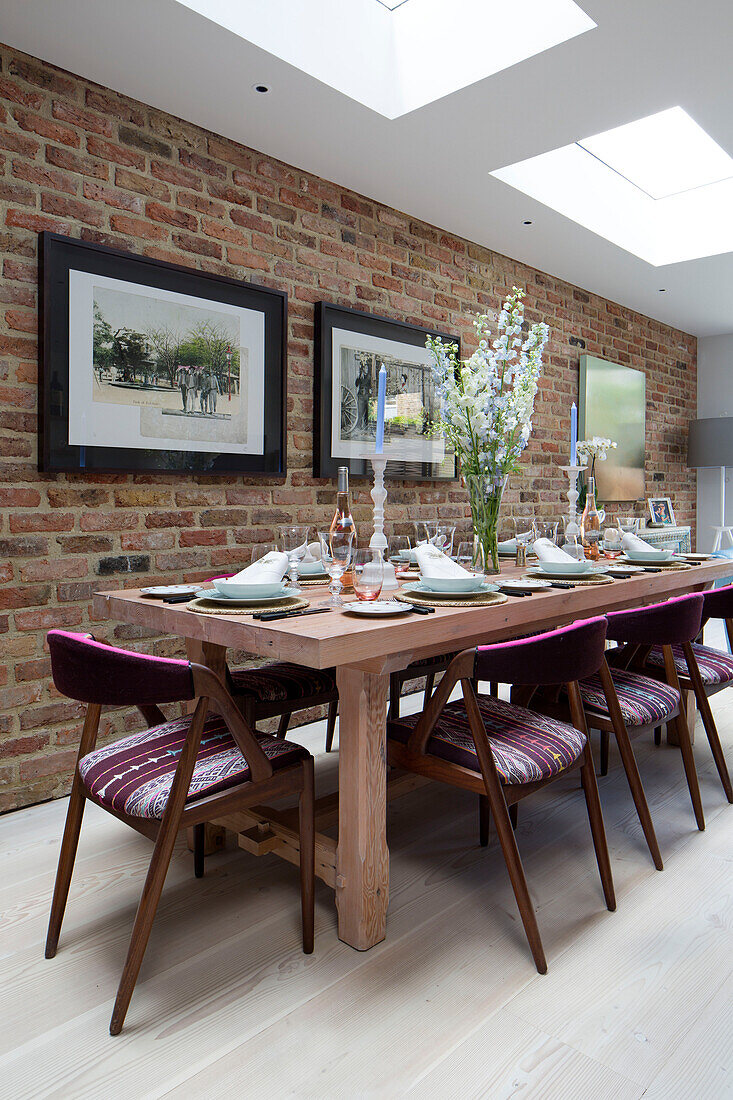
[93,557,730,951]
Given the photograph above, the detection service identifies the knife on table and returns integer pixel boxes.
[254,607,332,621]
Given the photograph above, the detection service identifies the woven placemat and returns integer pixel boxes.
[618,557,692,571]
[396,588,508,609]
[298,574,330,587]
[524,570,614,586]
[186,594,310,616]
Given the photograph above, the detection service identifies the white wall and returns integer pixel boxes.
[697,334,733,550]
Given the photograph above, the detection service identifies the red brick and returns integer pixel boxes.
[12,159,77,194]
[79,512,138,531]
[41,192,104,225]
[13,108,80,147]
[0,487,41,507]
[5,209,72,235]
[150,159,202,190]
[179,529,227,546]
[145,200,198,230]
[14,607,83,631]
[9,513,74,533]
[109,214,167,240]
[52,100,113,136]
[45,144,109,180]
[19,559,87,582]
[114,167,171,200]
[86,135,145,169]
[4,309,35,333]
[82,180,143,212]
[0,126,40,157]
[0,77,44,109]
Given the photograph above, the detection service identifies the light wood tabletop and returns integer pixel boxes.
[93,557,731,951]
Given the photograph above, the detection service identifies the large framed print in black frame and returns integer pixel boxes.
[314,301,458,481]
[40,232,286,476]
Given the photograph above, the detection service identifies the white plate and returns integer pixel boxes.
[140,585,199,598]
[537,560,592,575]
[530,564,609,580]
[195,588,293,606]
[681,553,713,562]
[402,581,499,598]
[342,600,411,617]
[498,577,552,591]
[605,563,645,574]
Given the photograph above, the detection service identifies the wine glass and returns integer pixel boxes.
[602,527,622,558]
[388,535,411,577]
[412,521,434,547]
[513,515,537,551]
[456,539,485,578]
[535,519,559,545]
[319,529,353,607]
[617,516,640,535]
[250,542,277,564]
[430,525,456,556]
[278,524,310,594]
[352,549,384,601]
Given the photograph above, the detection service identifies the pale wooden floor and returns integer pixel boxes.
[2,654,732,1099]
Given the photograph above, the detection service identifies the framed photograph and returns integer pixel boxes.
[579,355,645,501]
[40,232,286,475]
[648,497,676,526]
[314,301,458,481]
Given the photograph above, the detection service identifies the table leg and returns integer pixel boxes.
[335,666,389,950]
[185,638,228,854]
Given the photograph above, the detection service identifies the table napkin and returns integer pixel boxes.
[415,544,473,579]
[498,538,517,554]
[533,538,577,564]
[621,532,657,555]
[229,551,290,584]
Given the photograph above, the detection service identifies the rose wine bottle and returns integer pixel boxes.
[580,475,602,561]
[329,466,357,548]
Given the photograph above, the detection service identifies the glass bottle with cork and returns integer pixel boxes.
[580,475,602,560]
[329,466,357,548]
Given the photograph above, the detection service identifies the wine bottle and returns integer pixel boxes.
[580,475,601,561]
[329,466,357,548]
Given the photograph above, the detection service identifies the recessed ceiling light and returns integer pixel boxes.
[659,288,667,292]
[252,83,270,94]
[491,107,733,266]
[523,219,533,225]
[177,0,596,119]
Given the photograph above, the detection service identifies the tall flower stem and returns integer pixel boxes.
[466,475,505,575]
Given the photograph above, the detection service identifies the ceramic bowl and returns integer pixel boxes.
[211,577,287,599]
[537,559,592,575]
[419,574,485,593]
[623,548,673,562]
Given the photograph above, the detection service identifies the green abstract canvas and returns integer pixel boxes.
[579,355,645,501]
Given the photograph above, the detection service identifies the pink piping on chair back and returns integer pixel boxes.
[605,593,703,646]
[701,583,733,626]
[474,616,608,685]
[47,630,195,706]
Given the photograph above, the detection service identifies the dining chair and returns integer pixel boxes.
[389,653,458,718]
[581,593,707,832]
[228,661,339,750]
[641,584,733,803]
[387,617,615,974]
[44,630,315,1036]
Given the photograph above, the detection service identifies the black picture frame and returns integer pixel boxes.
[313,301,459,481]
[39,232,287,476]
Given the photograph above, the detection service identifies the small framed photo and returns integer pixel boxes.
[647,497,676,526]
[313,301,459,481]
[40,232,286,476]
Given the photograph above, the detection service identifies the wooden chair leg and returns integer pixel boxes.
[600,729,610,776]
[509,803,518,830]
[579,745,616,911]
[673,707,706,830]
[654,725,662,745]
[325,700,338,753]
[193,822,205,879]
[489,785,547,973]
[681,643,733,803]
[424,673,436,705]
[299,758,315,954]
[276,711,291,740]
[110,698,208,1035]
[479,795,490,846]
[609,719,663,870]
[45,774,87,959]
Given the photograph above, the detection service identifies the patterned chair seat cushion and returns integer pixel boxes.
[646,642,733,687]
[229,662,337,704]
[78,715,308,820]
[579,667,680,726]
[389,695,586,784]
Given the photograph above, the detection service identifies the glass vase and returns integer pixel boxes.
[465,474,506,576]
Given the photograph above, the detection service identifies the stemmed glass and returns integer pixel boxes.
[535,519,560,545]
[352,549,384,601]
[319,530,353,607]
[430,525,456,556]
[250,542,277,564]
[388,534,411,577]
[278,524,310,594]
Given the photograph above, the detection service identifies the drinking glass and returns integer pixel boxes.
[562,532,585,561]
[430,525,456,556]
[250,542,277,564]
[352,549,384,601]
[278,524,310,594]
[617,516,640,535]
[535,519,559,545]
[413,520,436,547]
[513,515,537,550]
[388,535,411,577]
[456,539,485,578]
[319,529,353,607]
[602,527,622,558]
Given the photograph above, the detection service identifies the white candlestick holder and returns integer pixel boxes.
[366,453,398,593]
[560,464,586,540]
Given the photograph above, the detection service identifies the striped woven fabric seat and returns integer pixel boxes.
[229,662,337,703]
[389,695,586,785]
[579,667,679,726]
[78,715,308,820]
[646,642,733,686]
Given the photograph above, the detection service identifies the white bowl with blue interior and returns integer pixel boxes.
[538,560,592,576]
[623,547,674,563]
[420,574,485,593]
[211,577,288,600]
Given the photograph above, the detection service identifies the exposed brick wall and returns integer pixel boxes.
[0,43,697,812]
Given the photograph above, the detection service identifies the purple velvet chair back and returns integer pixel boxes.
[474,616,607,685]
[701,583,733,626]
[48,630,195,706]
[605,593,703,645]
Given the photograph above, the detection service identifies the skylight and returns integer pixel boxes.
[491,107,733,266]
[174,0,596,119]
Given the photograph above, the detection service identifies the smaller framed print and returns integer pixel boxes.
[314,301,459,481]
[648,497,676,526]
[40,232,286,475]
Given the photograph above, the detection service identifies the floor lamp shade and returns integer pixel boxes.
[687,417,733,468]
[688,417,733,552]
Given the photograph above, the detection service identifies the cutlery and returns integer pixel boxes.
[547,581,575,589]
[408,605,435,614]
[499,589,528,597]
[163,594,196,603]
[254,606,333,621]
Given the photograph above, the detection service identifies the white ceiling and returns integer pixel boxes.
[3,0,733,336]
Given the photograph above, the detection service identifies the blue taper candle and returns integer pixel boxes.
[375,362,387,454]
[570,402,577,465]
